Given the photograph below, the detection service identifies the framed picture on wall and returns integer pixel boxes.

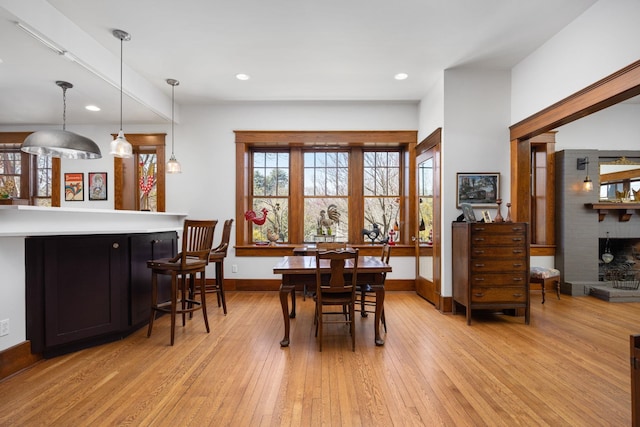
[456,172,500,207]
[88,172,107,201]
[64,173,84,201]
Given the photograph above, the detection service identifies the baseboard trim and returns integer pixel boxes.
[0,341,42,381]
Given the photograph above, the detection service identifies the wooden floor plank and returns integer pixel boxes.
[0,291,637,425]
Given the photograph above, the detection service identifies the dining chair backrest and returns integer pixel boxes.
[181,219,217,268]
[315,248,359,295]
[317,242,347,251]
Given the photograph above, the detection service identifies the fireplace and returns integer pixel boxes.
[598,238,640,285]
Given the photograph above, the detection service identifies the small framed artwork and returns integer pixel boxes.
[482,210,492,223]
[88,172,107,201]
[456,172,500,207]
[64,173,84,201]
[460,203,477,223]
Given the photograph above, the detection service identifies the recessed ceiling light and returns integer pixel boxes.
[394,73,408,80]
[236,73,250,81]
[85,105,101,112]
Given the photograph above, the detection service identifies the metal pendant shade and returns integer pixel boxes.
[110,29,133,158]
[21,81,101,159]
[166,78,182,174]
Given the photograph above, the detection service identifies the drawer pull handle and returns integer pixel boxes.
[474,250,486,255]
[474,238,485,242]
[474,227,485,231]
[513,250,523,254]
[474,263,485,267]
[512,227,523,232]
[474,278,485,282]
[513,293,523,297]
[112,242,120,249]
[473,292,484,297]
[513,277,523,281]
[512,238,522,242]
[513,263,523,267]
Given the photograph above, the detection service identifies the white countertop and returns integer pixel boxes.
[0,205,188,236]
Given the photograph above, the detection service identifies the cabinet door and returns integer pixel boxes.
[43,235,128,348]
[129,232,177,327]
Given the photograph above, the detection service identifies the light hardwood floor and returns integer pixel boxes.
[0,290,637,426]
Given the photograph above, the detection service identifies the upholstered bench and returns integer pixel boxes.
[530,267,561,304]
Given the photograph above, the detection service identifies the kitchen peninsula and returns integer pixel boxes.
[0,206,187,368]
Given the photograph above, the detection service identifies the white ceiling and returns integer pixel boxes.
[0,0,598,127]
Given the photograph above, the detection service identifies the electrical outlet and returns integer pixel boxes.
[232,264,238,273]
[0,319,9,337]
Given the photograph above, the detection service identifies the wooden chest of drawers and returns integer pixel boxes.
[452,222,530,325]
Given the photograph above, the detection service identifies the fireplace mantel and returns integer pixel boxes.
[585,202,640,222]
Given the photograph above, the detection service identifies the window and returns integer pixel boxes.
[236,131,417,250]
[0,134,55,206]
[249,151,289,242]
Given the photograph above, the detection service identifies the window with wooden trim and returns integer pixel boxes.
[0,134,56,206]
[236,130,417,249]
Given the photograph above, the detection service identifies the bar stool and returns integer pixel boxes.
[147,219,217,345]
[208,219,233,314]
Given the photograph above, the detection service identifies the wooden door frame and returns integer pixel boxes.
[415,128,443,311]
[509,60,640,226]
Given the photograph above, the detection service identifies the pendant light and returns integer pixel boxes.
[21,81,101,159]
[110,29,133,158]
[166,78,182,173]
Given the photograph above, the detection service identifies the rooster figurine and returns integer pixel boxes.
[362,223,381,244]
[244,207,268,226]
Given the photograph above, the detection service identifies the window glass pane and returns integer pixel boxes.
[304,197,348,242]
[249,198,288,243]
[363,150,401,241]
[0,151,21,198]
[139,153,157,211]
[36,156,52,198]
[363,197,400,243]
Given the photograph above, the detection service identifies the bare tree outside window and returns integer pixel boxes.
[251,151,289,243]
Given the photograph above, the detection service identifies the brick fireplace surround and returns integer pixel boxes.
[555,150,640,295]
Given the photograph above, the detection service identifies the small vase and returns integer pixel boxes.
[141,194,150,211]
[494,199,504,222]
[505,202,512,222]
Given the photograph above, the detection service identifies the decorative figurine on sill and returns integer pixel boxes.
[244,207,269,243]
[318,204,341,236]
[388,229,396,246]
[266,228,279,246]
[362,223,381,244]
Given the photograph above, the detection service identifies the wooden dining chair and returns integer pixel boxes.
[303,241,347,300]
[355,244,390,332]
[207,219,233,314]
[314,248,359,351]
[147,219,217,345]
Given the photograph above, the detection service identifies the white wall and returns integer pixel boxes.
[511,0,640,123]
[439,68,512,297]
[554,102,640,150]
[418,73,445,141]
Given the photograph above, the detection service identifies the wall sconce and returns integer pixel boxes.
[577,157,593,191]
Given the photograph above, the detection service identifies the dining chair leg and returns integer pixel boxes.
[217,261,227,315]
[350,303,355,351]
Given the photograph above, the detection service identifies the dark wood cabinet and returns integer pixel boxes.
[129,232,176,327]
[26,231,177,357]
[452,222,530,325]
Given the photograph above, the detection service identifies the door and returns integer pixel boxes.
[415,129,441,308]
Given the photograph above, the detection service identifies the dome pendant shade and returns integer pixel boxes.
[22,80,101,159]
[110,130,133,157]
[22,129,102,159]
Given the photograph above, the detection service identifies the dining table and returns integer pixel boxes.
[272,254,392,347]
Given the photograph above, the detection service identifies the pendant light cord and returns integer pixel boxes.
[61,85,67,131]
[171,83,175,155]
[119,36,123,132]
